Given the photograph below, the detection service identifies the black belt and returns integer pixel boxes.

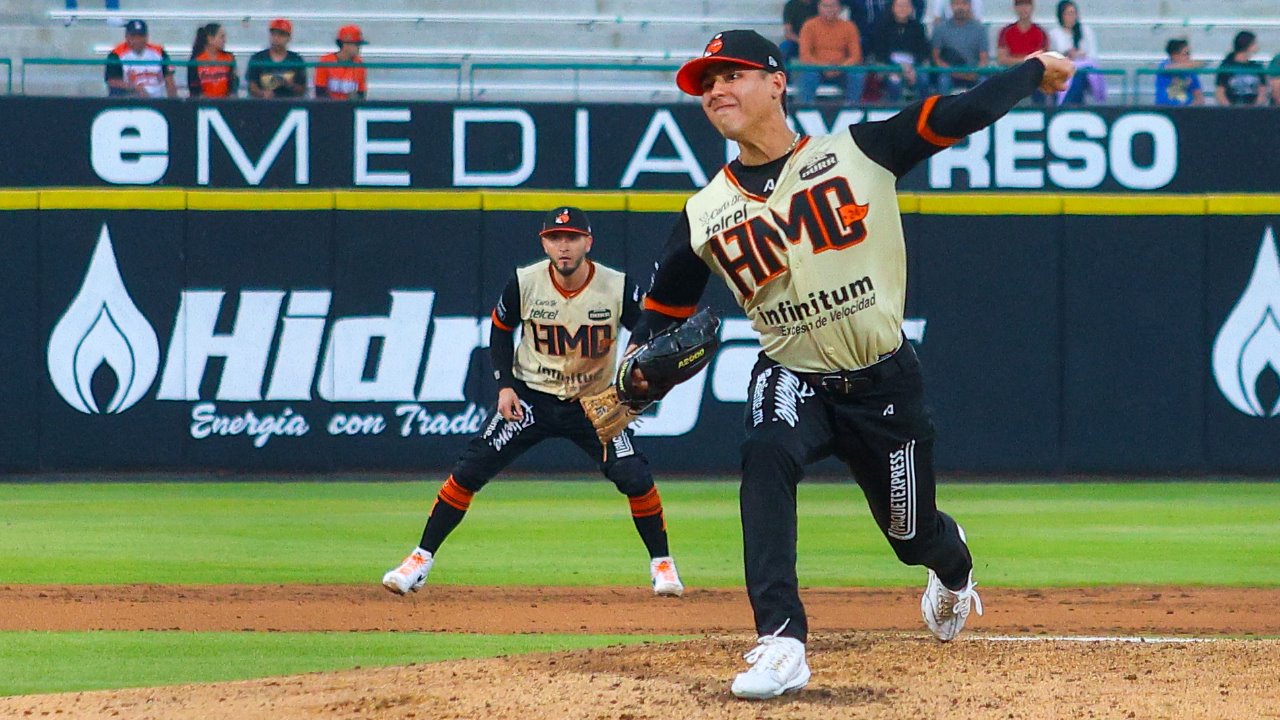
[796,341,917,395]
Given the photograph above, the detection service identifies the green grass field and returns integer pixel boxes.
[2,479,1277,695]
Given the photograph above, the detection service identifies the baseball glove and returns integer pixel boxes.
[580,308,721,443]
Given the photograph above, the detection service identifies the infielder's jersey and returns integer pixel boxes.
[491,260,641,399]
[638,60,1044,373]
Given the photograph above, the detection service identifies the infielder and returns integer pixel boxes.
[383,206,684,598]
[615,31,1074,699]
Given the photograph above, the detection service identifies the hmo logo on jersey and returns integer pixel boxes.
[1212,226,1280,418]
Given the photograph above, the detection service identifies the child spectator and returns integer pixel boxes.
[1154,38,1203,106]
[188,23,237,98]
[315,25,368,100]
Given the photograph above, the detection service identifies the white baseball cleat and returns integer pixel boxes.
[650,556,684,597]
[921,525,983,641]
[382,547,434,595]
[730,623,810,700]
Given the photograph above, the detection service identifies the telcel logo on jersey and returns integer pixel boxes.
[1212,226,1280,418]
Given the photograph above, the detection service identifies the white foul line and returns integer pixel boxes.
[980,635,1219,644]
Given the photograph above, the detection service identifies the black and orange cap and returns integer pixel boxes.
[540,206,591,237]
[676,30,786,96]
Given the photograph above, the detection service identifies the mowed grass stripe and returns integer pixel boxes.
[0,631,678,697]
[0,480,1277,587]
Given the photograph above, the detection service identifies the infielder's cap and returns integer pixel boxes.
[336,24,367,44]
[124,19,147,35]
[269,18,293,35]
[676,29,785,96]
[540,206,591,237]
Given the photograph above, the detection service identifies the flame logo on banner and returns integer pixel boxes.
[47,225,160,414]
[1212,226,1280,418]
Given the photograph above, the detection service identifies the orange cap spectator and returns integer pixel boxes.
[336,25,367,44]
[269,18,292,35]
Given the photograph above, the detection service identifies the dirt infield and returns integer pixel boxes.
[1,584,1278,719]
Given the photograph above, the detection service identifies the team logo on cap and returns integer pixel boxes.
[556,209,570,224]
[704,34,724,57]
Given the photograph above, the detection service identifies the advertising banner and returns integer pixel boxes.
[8,193,1278,475]
[1,97,1277,193]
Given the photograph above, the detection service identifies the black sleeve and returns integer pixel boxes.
[161,49,173,77]
[229,55,239,95]
[849,58,1045,178]
[630,209,711,344]
[187,58,201,96]
[104,52,122,82]
[292,52,309,91]
[245,53,261,87]
[620,274,643,331]
[489,275,521,389]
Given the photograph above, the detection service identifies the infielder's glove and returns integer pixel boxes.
[580,308,721,443]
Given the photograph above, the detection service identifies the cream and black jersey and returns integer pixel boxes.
[490,259,643,399]
[634,60,1046,373]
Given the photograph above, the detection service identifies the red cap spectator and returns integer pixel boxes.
[269,18,292,35]
[336,25,367,45]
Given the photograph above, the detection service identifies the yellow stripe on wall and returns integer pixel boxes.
[38,188,187,210]
[0,190,39,210]
[186,190,334,211]
[10,189,1280,216]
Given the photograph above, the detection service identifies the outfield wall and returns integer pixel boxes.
[3,189,1277,475]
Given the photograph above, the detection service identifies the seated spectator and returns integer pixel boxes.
[997,0,1048,66]
[247,18,308,98]
[1272,50,1280,106]
[797,0,867,105]
[1154,38,1204,106]
[931,0,989,93]
[781,0,819,63]
[104,19,177,98]
[1215,31,1267,106]
[844,0,925,40]
[316,25,368,100]
[188,23,237,98]
[1048,0,1103,105]
[924,0,983,26]
[869,0,930,102]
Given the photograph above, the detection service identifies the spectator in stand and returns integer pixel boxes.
[247,18,308,98]
[843,0,925,41]
[781,0,819,63]
[797,0,867,105]
[188,23,238,98]
[1048,0,1101,104]
[869,0,931,102]
[924,0,983,26]
[1215,31,1267,106]
[997,0,1048,65]
[931,0,989,93]
[104,19,177,98]
[996,0,1048,103]
[1154,38,1203,106]
[1271,50,1280,106]
[316,24,368,100]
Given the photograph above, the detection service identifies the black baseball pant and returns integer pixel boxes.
[451,381,651,496]
[741,342,972,643]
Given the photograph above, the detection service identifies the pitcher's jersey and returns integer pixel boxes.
[492,260,640,399]
[686,132,905,372]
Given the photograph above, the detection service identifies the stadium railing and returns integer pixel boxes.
[11,57,1275,105]
[0,59,10,95]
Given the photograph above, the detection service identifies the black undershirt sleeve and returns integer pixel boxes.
[630,210,711,344]
[620,274,643,332]
[850,59,1046,178]
[489,275,521,389]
